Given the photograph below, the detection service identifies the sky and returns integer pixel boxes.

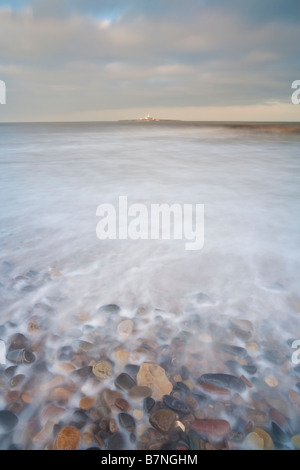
[0,0,299,122]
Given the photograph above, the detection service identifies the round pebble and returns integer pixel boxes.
[54,426,81,450]
[117,320,134,338]
[92,361,112,380]
[264,376,278,388]
[0,410,18,432]
[79,396,95,410]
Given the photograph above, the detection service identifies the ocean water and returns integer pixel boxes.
[0,121,300,449]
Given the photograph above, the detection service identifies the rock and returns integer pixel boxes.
[133,409,143,421]
[117,320,134,338]
[115,398,130,412]
[92,361,112,380]
[98,304,120,315]
[109,418,119,434]
[79,396,95,410]
[124,364,140,376]
[83,430,94,446]
[184,395,199,411]
[162,395,191,415]
[227,431,244,442]
[106,432,126,450]
[55,362,76,375]
[264,376,278,388]
[144,397,156,414]
[271,422,290,444]
[191,419,231,439]
[242,364,257,375]
[115,373,136,391]
[33,421,55,444]
[118,413,136,432]
[6,349,35,364]
[49,387,71,404]
[10,374,25,388]
[199,373,246,392]
[245,428,274,450]
[150,409,177,434]
[128,386,152,400]
[247,410,268,426]
[54,426,81,450]
[188,430,200,450]
[269,408,291,431]
[41,404,65,425]
[40,375,63,391]
[246,342,259,354]
[101,389,122,410]
[220,344,247,358]
[137,362,173,401]
[240,375,252,388]
[288,389,300,406]
[8,333,31,351]
[291,435,300,450]
[263,349,286,365]
[0,410,18,432]
[197,382,231,399]
[72,340,94,353]
[114,350,130,367]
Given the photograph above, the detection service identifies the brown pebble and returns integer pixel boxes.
[41,403,66,425]
[50,387,71,404]
[101,388,122,410]
[184,395,199,411]
[94,434,105,448]
[82,430,94,446]
[191,419,231,439]
[10,374,25,388]
[289,389,300,406]
[21,393,33,404]
[264,376,278,388]
[4,390,20,404]
[54,426,81,450]
[150,409,177,433]
[247,410,268,426]
[79,396,95,410]
[40,375,63,391]
[128,386,152,400]
[198,382,231,399]
[115,397,130,412]
[55,362,76,375]
[240,375,253,388]
[109,418,119,433]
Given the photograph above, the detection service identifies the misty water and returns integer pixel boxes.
[0,121,300,449]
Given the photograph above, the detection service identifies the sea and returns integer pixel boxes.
[0,121,300,450]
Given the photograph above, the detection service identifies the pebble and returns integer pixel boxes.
[197,382,231,399]
[264,376,278,388]
[41,404,66,425]
[101,389,122,409]
[106,432,126,450]
[114,350,130,367]
[271,422,290,444]
[291,435,300,450]
[98,304,120,314]
[162,395,191,415]
[118,412,136,432]
[8,333,31,351]
[0,410,18,432]
[137,362,173,401]
[92,361,112,380]
[33,421,55,445]
[128,386,152,400]
[199,373,246,392]
[245,427,274,450]
[188,430,200,450]
[115,373,137,391]
[79,396,95,410]
[191,419,231,439]
[144,397,156,414]
[133,409,143,421]
[289,389,300,406]
[40,375,63,391]
[247,410,268,426]
[263,349,286,365]
[115,397,130,412]
[10,374,25,388]
[54,426,81,450]
[49,387,71,404]
[109,418,119,434]
[242,364,257,375]
[149,409,177,434]
[55,362,76,375]
[220,344,247,358]
[83,430,94,446]
[117,320,134,338]
[246,342,259,354]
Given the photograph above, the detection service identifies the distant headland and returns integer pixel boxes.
[118,114,182,122]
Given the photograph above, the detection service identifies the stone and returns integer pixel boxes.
[92,361,112,380]
[246,342,259,354]
[144,397,156,414]
[137,362,173,401]
[54,426,81,450]
[220,344,247,358]
[240,375,252,388]
[124,364,140,376]
[199,373,246,392]
[149,409,177,434]
[114,350,130,367]
[50,387,71,404]
[83,430,94,446]
[242,364,257,375]
[188,430,200,450]
[246,427,274,450]
[247,410,268,426]
[291,435,300,450]
[289,389,300,406]
[133,409,143,421]
[80,396,95,410]
[10,374,25,388]
[6,348,35,364]
[184,395,199,411]
[8,333,31,351]
[33,421,55,444]
[271,422,290,444]
[191,419,231,439]
[41,404,65,425]
[55,362,76,375]
[98,304,120,314]
[101,389,122,409]
[0,410,18,432]
[162,395,191,415]
[115,398,130,412]
[197,382,231,399]
[115,373,136,391]
[263,349,286,365]
[117,320,134,338]
[118,412,136,432]
[109,418,119,434]
[269,408,291,431]
[128,386,152,400]
[106,432,126,450]
[40,375,63,391]
[227,431,244,442]
[264,376,278,388]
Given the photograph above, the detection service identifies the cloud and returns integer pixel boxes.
[0,1,299,122]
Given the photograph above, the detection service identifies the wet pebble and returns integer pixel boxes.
[118,413,136,432]
[41,404,66,425]
[271,422,290,444]
[117,320,134,338]
[128,386,152,400]
[191,419,231,439]
[92,361,112,380]
[263,349,286,365]
[245,428,274,450]
[144,397,156,414]
[115,398,130,412]
[115,373,136,391]
[106,432,126,450]
[79,396,95,410]
[0,410,18,432]
[199,373,246,392]
[220,344,247,358]
[162,395,191,415]
[54,426,81,450]
[149,409,177,434]
[98,304,120,315]
[137,362,173,401]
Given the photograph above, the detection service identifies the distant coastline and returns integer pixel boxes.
[118,114,182,123]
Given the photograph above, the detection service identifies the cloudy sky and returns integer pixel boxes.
[0,0,299,122]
